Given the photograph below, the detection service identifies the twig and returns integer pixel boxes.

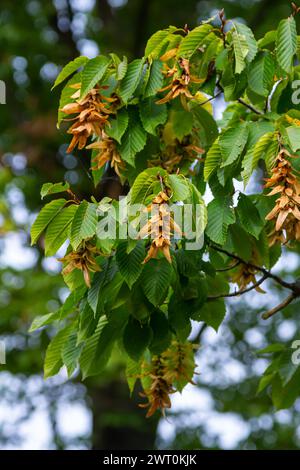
[216,260,241,272]
[209,243,300,318]
[216,81,262,115]
[237,98,263,115]
[209,244,294,291]
[197,90,222,106]
[192,323,207,344]
[262,293,296,320]
[208,274,268,300]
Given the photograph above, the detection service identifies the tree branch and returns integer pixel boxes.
[192,323,207,344]
[261,293,296,320]
[209,244,294,291]
[216,82,263,115]
[207,274,268,300]
[197,90,222,106]
[237,98,263,115]
[216,260,241,272]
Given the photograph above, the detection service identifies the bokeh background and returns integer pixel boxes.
[1,0,300,450]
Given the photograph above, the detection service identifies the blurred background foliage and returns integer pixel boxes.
[1,0,300,450]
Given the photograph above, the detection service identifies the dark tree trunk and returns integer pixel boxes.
[89,379,159,450]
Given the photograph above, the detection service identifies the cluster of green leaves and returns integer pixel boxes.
[30,11,300,413]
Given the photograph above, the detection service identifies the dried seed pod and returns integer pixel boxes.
[87,132,125,176]
[61,84,119,153]
[138,191,182,263]
[265,148,300,244]
[59,241,101,288]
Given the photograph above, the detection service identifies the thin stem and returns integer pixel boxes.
[237,98,263,115]
[208,274,268,300]
[216,260,241,272]
[262,293,296,320]
[196,90,222,106]
[209,244,294,291]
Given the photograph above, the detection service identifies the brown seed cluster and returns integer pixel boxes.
[138,191,181,263]
[59,241,100,288]
[156,51,202,107]
[150,141,204,173]
[265,148,300,245]
[231,263,264,293]
[139,356,174,418]
[61,84,118,153]
[87,132,125,176]
[139,341,196,417]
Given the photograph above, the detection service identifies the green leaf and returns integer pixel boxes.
[123,318,152,361]
[192,105,218,148]
[79,316,109,378]
[172,109,193,141]
[231,27,249,74]
[29,311,60,332]
[149,310,171,354]
[116,240,145,288]
[278,349,299,386]
[62,329,84,377]
[116,56,127,80]
[105,108,129,144]
[78,300,99,343]
[265,136,279,172]
[130,167,167,204]
[118,109,147,165]
[206,197,235,245]
[82,306,127,379]
[80,56,111,99]
[52,56,88,89]
[237,193,264,239]
[276,16,297,73]
[40,182,70,199]
[145,30,170,57]
[187,182,208,239]
[228,224,252,261]
[31,198,66,245]
[70,201,98,250]
[167,174,190,201]
[177,24,213,58]
[44,204,77,256]
[139,98,167,135]
[195,299,226,332]
[119,58,145,103]
[257,343,285,354]
[29,286,86,332]
[204,137,222,181]
[257,373,274,394]
[87,260,119,314]
[144,59,164,98]
[241,131,275,185]
[125,357,141,394]
[44,324,74,378]
[233,22,257,63]
[258,30,277,48]
[57,72,81,128]
[286,126,300,152]
[168,295,191,340]
[141,259,172,306]
[219,123,248,167]
[248,53,275,97]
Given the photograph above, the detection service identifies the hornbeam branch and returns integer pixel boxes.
[237,98,263,115]
[262,293,296,320]
[209,244,300,319]
[210,244,294,291]
[216,260,241,272]
[207,274,268,300]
